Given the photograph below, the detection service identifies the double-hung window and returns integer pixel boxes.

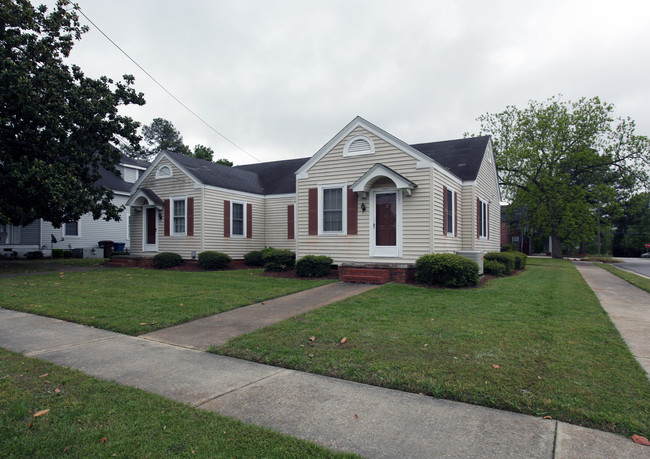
[64,221,79,237]
[478,199,488,238]
[172,198,186,235]
[319,184,346,235]
[231,201,245,237]
[446,188,454,234]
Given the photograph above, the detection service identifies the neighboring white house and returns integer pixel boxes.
[126,117,501,281]
[0,154,148,257]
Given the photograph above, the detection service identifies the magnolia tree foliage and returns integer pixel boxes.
[477,96,649,258]
[0,0,145,227]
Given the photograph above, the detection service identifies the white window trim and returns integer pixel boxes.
[230,200,247,238]
[479,198,488,239]
[446,188,455,237]
[171,196,187,236]
[156,164,173,179]
[343,135,375,157]
[64,221,81,238]
[318,182,347,236]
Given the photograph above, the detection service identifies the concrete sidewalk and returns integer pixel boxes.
[0,306,645,458]
[141,282,378,350]
[573,261,650,379]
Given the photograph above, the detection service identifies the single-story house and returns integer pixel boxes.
[126,117,500,281]
[0,154,148,258]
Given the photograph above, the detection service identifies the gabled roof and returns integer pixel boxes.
[410,136,491,181]
[96,166,131,193]
[165,151,266,194]
[119,154,150,169]
[236,157,309,195]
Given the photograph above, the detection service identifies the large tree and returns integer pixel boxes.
[477,96,649,258]
[141,117,191,157]
[139,118,232,165]
[0,0,145,227]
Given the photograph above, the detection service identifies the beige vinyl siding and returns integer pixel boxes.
[461,184,476,249]
[472,147,501,253]
[265,196,297,251]
[297,126,432,264]
[431,169,463,254]
[132,159,202,258]
[202,188,266,259]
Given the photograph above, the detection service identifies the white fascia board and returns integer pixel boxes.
[265,193,297,200]
[129,152,201,192]
[202,184,265,200]
[295,116,464,186]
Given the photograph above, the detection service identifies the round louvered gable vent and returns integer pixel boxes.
[344,135,375,156]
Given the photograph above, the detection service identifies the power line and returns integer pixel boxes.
[74,5,262,163]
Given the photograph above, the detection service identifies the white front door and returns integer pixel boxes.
[370,189,402,257]
[143,206,158,252]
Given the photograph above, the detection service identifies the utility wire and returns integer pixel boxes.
[74,5,262,163]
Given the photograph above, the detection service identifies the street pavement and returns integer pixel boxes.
[615,257,650,278]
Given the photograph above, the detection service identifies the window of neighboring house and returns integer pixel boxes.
[172,198,186,235]
[479,199,488,238]
[64,221,79,237]
[446,188,454,234]
[320,185,346,234]
[231,201,245,237]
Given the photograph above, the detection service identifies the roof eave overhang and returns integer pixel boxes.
[351,163,417,196]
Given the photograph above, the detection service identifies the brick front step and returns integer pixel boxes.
[340,268,391,284]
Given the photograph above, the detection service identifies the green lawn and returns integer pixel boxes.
[212,258,650,438]
[0,349,353,458]
[0,258,107,274]
[596,263,650,294]
[0,268,334,335]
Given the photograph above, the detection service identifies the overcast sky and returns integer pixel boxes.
[45,0,650,165]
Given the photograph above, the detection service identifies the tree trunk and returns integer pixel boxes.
[551,234,563,258]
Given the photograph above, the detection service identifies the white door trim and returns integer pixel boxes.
[370,188,402,258]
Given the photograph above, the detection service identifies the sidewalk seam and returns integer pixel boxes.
[551,420,558,458]
[193,368,288,408]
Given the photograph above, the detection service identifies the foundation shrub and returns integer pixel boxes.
[262,248,296,272]
[415,253,479,288]
[152,252,182,269]
[484,259,507,276]
[484,252,515,274]
[296,255,333,278]
[198,251,232,270]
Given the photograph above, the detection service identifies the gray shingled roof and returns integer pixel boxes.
[119,154,150,169]
[236,157,310,194]
[159,135,490,196]
[96,166,131,193]
[410,136,491,181]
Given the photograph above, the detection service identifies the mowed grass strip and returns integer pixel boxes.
[213,258,650,437]
[0,259,107,274]
[596,263,650,294]
[0,269,334,335]
[0,349,354,458]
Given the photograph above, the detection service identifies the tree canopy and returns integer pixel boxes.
[0,0,145,227]
[477,96,649,258]
[137,117,232,165]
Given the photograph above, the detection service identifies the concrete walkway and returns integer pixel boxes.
[141,282,377,350]
[1,281,648,457]
[573,261,650,379]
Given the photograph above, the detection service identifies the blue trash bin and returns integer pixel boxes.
[113,242,126,252]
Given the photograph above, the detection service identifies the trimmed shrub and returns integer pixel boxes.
[52,249,64,259]
[244,250,265,267]
[484,252,515,275]
[25,251,44,260]
[415,253,479,288]
[63,250,73,258]
[296,255,333,278]
[501,243,517,252]
[198,251,232,270]
[484,259,507,276]
[263,248,296,272]
[511,251,528,270]
[152,252,182,269]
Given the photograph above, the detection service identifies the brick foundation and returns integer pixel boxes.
[339,263,415,284]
